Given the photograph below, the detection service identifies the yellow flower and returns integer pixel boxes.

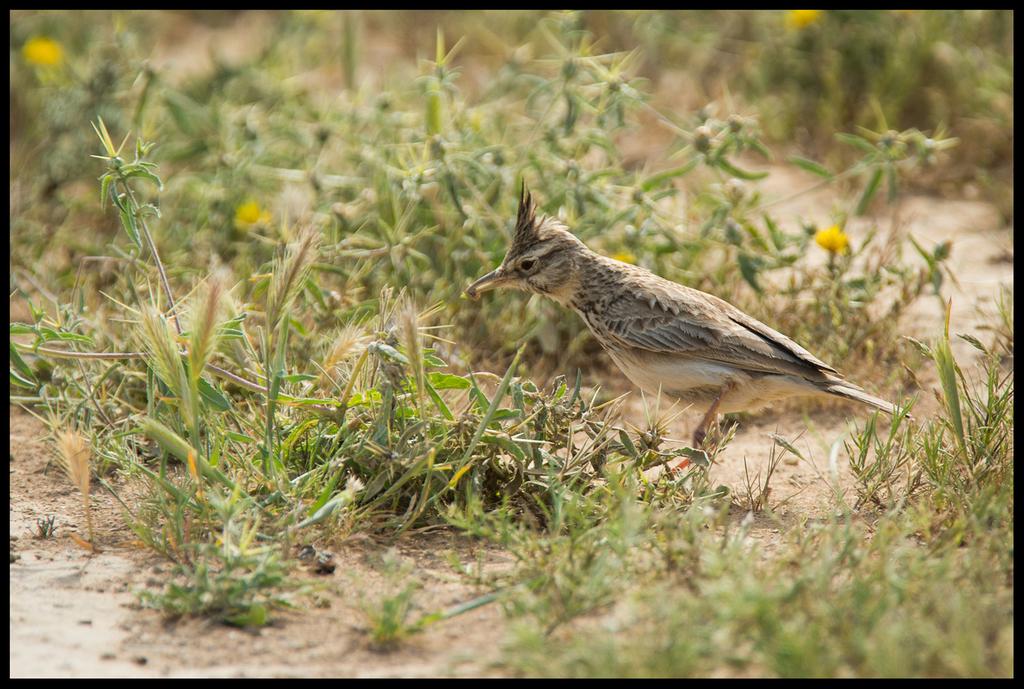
[785,10,823,30]
[815,225,849,254]
[22,37,64,66]
[234,200,270,229]
[612,251,637,265]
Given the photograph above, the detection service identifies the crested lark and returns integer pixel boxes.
[466,187,898,451]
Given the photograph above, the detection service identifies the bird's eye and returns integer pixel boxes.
[519,258,537,272]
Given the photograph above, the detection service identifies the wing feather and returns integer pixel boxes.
[594,271,837,379]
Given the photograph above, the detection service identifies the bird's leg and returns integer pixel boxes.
[671,384,734,473]
[693,383,734,449]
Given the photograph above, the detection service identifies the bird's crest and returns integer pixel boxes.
[510,182,540,255]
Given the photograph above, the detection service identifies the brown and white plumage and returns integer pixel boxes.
[466,187,898,447]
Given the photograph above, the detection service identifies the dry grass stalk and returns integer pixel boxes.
[266,227,320,331]
[188,278,224,383]
[397,297,426,416]
[139,305,190,406]
[54,428,95,548]
[318,322,371,390]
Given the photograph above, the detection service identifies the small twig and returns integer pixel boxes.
[122,181,182,335]
[15,344,145,360]
[97,477,137,520]
[74,358,114,427]
[205,362,270,395]
[13,267,60,305]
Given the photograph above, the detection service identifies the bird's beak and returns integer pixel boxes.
[465,268,509,300]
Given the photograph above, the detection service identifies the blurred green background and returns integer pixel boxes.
[9,10,1013,382]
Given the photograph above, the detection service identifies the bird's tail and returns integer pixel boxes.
[824,381,906,417]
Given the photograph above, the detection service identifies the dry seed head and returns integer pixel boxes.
[267,227,321,330]
[397,297,423,356]
[188,278,224,383]
[324,323,370,369]
[397,297,426,411]
[377,285,399,334]
[139,305,191,418]
[54,426,97,548]
[55,428,92,496]
[319,323,371,388]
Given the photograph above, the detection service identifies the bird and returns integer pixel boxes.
[466,185,899,453]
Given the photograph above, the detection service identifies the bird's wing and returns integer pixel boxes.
[597,275,838,380]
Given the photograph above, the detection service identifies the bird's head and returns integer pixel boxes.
[465,185,586,303]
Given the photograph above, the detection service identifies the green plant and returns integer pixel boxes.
[362,582,422,649]
[138,492,293,627]
[35,515,58,539]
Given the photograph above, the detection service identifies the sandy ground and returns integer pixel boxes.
[9,11,1014,678]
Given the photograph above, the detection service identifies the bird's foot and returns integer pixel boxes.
[662,427,710,475]
[668,458,692,474]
